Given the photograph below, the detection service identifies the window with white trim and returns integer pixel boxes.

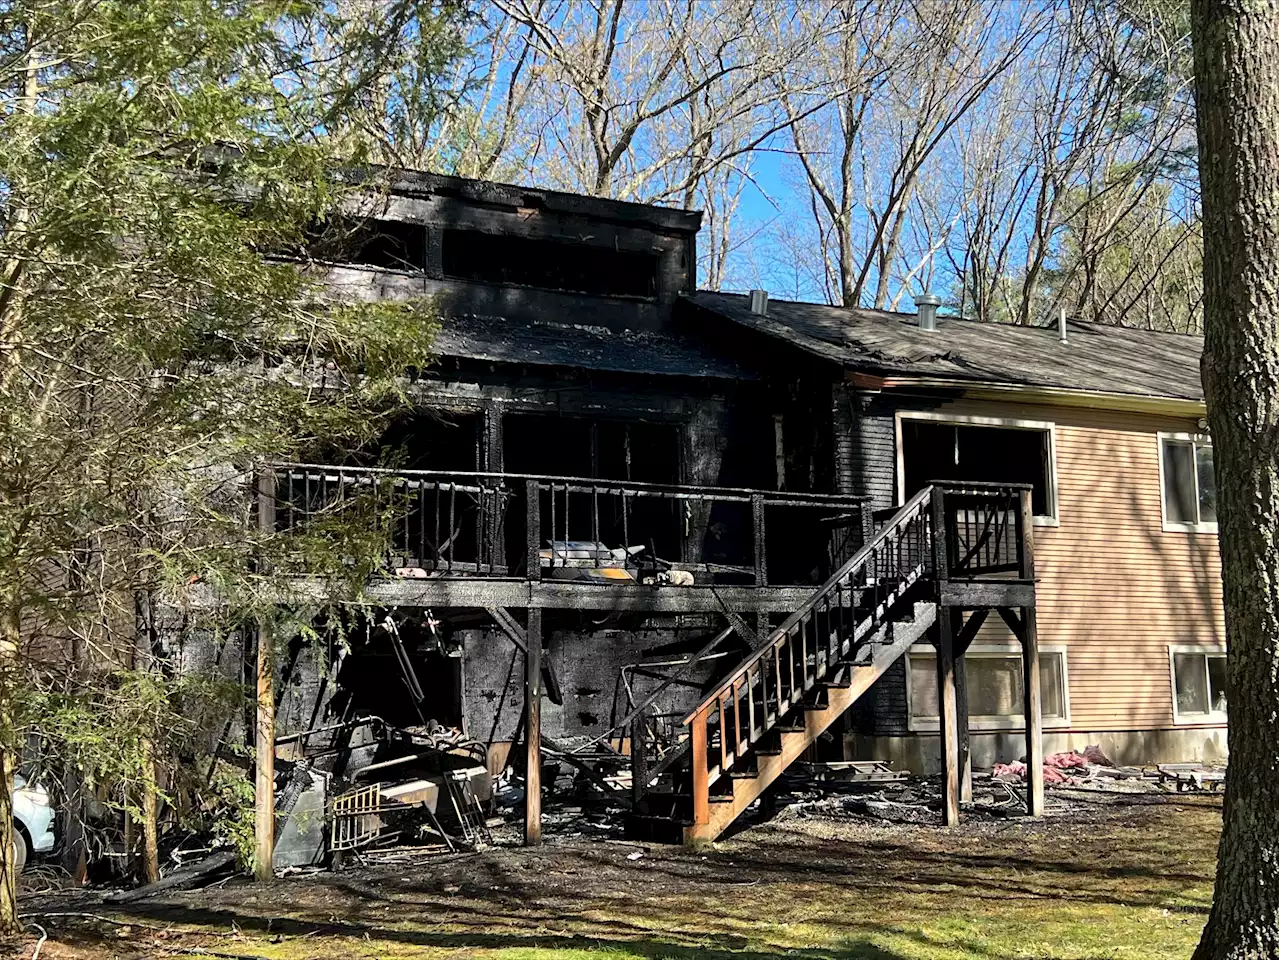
[1160,435,1216,530]
[1170,648,1227,722]
[907,646,1069,729]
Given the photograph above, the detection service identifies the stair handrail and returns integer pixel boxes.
[681,484,936,727]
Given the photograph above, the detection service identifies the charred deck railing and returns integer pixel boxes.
[262,463,867,586]
[627,481,1033,828]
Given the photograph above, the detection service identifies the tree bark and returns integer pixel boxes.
[1190,2,1280,958]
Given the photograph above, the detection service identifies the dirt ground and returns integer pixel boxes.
[6,786,1222,960]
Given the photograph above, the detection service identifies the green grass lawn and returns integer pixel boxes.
[15,792,1220,960]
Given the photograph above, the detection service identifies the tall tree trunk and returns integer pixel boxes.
[1190,2,1280,959]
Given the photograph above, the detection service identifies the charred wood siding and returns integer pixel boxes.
[833,386,899,507]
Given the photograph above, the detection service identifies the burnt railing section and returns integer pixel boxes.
[933,481,1025,577]
[264,464,865,585]
[634,481,1033,827]
[268,465,512,574]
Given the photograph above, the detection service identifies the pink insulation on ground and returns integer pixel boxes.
[992,747,1114,785]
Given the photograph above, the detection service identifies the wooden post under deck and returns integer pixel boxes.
[934,607,961,827]
[253,468,276,882]
[930,487,961,827]
[1020,608,1044,816]
[254,620,275,881]
[1017,487,1044,816]
[956,651,973,804]
[524,606,543,846]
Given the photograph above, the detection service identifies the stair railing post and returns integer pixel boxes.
[690,712,710,826]
[930,486,961,827]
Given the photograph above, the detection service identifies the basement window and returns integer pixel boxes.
[441,229,658,298]
[907,645,1069,730]
[1169,647,1227,723]
[899,414,1057,521]
[1159,434,1217,531]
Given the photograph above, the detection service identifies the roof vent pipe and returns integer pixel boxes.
[1058,307,1068,343]
[914,291,941,331]
[749,289,769,316]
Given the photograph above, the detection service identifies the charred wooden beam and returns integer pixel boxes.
[938,580,1035,607]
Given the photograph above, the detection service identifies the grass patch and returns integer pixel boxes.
[16,795,1220,960]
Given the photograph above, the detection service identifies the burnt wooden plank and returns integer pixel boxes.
[939,580,1035,607]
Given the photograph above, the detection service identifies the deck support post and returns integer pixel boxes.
[751,493,767,586]
[1020,606,1044,817]
[254,619,275,881]
[934,607,961,827]
[955,648,972,803]
[1016,487,1043,816]
[929,487,961,827]
[630,714,649,805]
[253,468,276,882]
[524,606,543,845]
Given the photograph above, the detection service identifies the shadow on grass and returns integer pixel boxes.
[35,904,920,960]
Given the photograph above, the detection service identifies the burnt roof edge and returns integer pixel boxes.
[683,293,1205,408]
[382,170,703,233]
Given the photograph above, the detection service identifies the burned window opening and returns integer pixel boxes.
[299,218,428,273]
[302,410,481,472]
[441,228,659,299]
[901,419,1054,517]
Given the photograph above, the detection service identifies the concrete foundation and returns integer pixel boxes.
[846,725,1228,772]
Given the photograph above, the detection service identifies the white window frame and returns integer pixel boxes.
[1168,644,1228,725]
[894,411,1060,526]
[1157,432,1218,533]
[905,642,1071,732]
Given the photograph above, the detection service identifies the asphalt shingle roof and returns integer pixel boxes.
[687,291,1204,402]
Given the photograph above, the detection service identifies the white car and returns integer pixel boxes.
[12,775,55,873]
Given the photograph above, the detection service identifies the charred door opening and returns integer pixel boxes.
[503,414,683,569]
[327,613,463,730]
[901,418,1054,517]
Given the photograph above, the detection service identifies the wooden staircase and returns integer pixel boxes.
[626,486,941,844]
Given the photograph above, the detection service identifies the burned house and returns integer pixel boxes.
[242,172,1218,854]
